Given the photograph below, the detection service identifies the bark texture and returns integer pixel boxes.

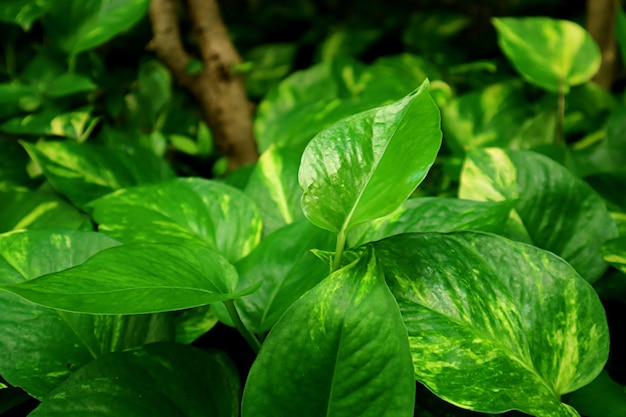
[586,0,620,90]
[149,0,258,171]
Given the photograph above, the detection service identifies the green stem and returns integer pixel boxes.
[68,54,77,73]
[555,80,565,145]
[224,300,261,354]
[331,229,346,272]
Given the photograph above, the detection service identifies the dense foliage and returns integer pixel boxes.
[1,1,626,416]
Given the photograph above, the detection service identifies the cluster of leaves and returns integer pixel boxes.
[2,1,626,417]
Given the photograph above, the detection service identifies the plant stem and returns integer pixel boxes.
[224,300,261,354]
[331,229,346,272]
[555,80,565,145]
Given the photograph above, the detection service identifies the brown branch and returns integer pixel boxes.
[148,0,258,171]
[586,0,620,90]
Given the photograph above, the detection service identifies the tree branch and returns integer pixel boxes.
[148,0,258,171]
[586,0,619,90]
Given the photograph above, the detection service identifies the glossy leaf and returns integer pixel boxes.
[216,220,335,333]
[43,0,150,56]
[0,229,173,399]
[373,232,609,416]
[1,242,259,315]
[174,306,218,344]
[459,148,617,282]
[242,248,415,417]
[492,17,601,92]
[0,108,94,140]
[88,177,262,262]
[244,145,304,235]
[602,237,626,274]
[22,140,175,207]
[0,185,91,233]
[29,343,240,417]
[348,197,512,247]
[299,80,442,233]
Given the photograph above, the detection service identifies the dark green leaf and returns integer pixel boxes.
[43,0,150,55]
[244,43,297,98]
[22,140,175,207]
[567,371,626,417]
[299,81,442,233]
[29,343,240,417]
[374,232,609,416]
[0,0,52,29]
[0,83,41,119]
[242,248,415,417]
[0,229,172,399]
[348,197,512,247]
[492,17,601,92]
[88,177,262,262]
[0,108,94,140]
[1,242,258,315]
[459,148,617,281]
[46,73,97,97]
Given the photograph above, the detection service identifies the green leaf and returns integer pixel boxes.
[46,72,97,97]
[43,0,150,56]
[0,229,172,399]
[136,60,172,126]
[1,242,258,315]
[29,343,240,417]
[0,185,91,232]
[22,140,175,207]
[602,237,626,274]
[244,145,304,235]
[0,83,41,119]
[242,248,415,417]
[174,306,218,344]
[492,17,601,92]
[373,232,609,417]
[0,108,95,140]
[568,371,626,417]
[216,220,335,333]
[459,148,617,282]
[244,43,297,98]
[348,197,512,247]
[299,80,442,233]
[0,0,52,29]
[88,177,262,262]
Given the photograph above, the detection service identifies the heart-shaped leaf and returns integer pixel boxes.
[1,242,259,315]
[459,148,617,282]
[492,17,601,93]
[299,80,442,234]
[242,247,415,417]
[88,177,262,262]
[29,343,240,417]
[22,140,175,207]
[0,229,173,399]
[373,232,609,417]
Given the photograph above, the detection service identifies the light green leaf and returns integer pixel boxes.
[0,185,91,232]
[1,242,258,315]
[602,237,626,274]
[29,343,240,417]
[492,17,601,92]
[22,140,175,207]
[174,306,218,344]
[299,80,442,234]
[0,0,52,30]
[215,220,335,333]
[43,0,150,56]
[46,72,97,97]
[374,232,609,417]
[244,145,303,235]
[459,148,617,282]
[0,108,94,140]
[242,248,415,417]
[348,197,512,247]
[0,229,173,399]
[88,177,262,262]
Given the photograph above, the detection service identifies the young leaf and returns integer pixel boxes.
[22,140,175,207]
[374,232,609,417]
[299,80,442,234]
[459,148,617,282]
[492,17,601,93]
[0,229,173,399]
[0,242,259,315]
[348,197,512,247]
[88,177,262,262]
[29,343,240,417]
[242,247,415,417]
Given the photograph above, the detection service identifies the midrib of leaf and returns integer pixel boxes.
[324,300,348,417]
[261,158,293,224]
